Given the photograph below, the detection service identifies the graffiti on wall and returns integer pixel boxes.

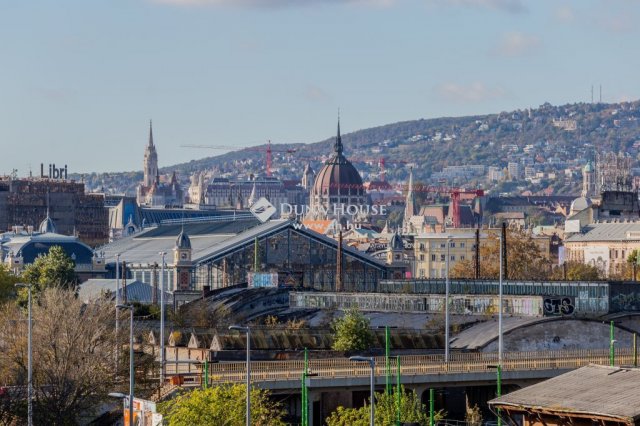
[543,296,575,316]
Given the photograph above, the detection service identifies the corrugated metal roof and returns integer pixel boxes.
[79,279,173,304]
[565,221,640,242]
[490,364,640,421]
[100,218,388,270]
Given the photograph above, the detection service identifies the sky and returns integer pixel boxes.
[1,0,639,175]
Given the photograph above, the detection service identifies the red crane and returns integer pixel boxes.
[181,141,297,177]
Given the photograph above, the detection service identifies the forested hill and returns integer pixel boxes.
[77,100,640,194]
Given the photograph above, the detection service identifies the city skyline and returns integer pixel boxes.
[1,0,639,174]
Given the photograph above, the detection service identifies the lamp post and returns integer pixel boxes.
[445,236,452,363]
[350,356,375,426]
[488,364,502,426]
[230,325,251,426]
[115,253,120,376]
[498,232,504,363]
[15,283,33,426]
[116,304,134,426]
[159,251,166,385]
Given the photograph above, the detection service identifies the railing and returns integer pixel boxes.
[164,347,636,385]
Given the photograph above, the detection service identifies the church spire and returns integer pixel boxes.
[148,120,154,147]
[403,167,416,229]
[334,111,343,155]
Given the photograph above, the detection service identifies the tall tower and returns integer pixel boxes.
[582,161,595,198]
[143,120,159,187]
[403,168,416,233]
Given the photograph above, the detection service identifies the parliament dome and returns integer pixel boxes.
[311,121,364,199]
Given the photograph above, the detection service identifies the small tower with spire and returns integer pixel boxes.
[247,177,257,207]
[173,228,193,291]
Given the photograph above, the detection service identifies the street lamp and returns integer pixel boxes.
[350,356,375,426]
[229,325,251,426]
[159,251,166,384]
[445,236,452,362]
[116,304,134,426]
[15,283,33,426]
[498,231,504,363]
[488,364,502,426]
[115,254,120,376]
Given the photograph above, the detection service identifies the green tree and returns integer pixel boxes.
[0,263,20,302]
[158,384,287,426]
[326,386,445,426]
[19,245,76,304]
[331,307,374,352]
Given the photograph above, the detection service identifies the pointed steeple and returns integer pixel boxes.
[334,111,343,155]
[248,178,257,207]
[148,119,154,147]
[403,168,416,233]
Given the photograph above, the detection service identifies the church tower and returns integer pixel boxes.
[402,168,417,233]
[173,229,193,291]
[143,120,159,187]
[582,161,595,198]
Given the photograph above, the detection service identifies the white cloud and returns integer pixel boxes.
[151,0,395,8]
[554,5,574,23]
[435,82,508,103]
[597,13,633,34]
[491,32,540,57]
[428,0,526,14]
[304,85,331,102]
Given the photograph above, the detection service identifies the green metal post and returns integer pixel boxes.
[497,365,502,426]
[634,333,638,368]
[610,320,615,367]
[396,357,401,426]
[429,388,434,426]
[204,359,209,389]
[385,326,391,395]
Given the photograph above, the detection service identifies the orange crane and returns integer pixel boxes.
[182,141,297,177]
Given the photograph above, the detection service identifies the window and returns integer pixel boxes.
[419,243,425,250]
[440,243,446,248]
[460,255,465,261]
[431,254,436,261]
[440,254,446,261]
[460,242,466,248]
[451,255,455,261]
[450,242,455,248]
[419,269,425,277]
[420,254,425,261]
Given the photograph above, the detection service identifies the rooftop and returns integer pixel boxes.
[490,364,640,423]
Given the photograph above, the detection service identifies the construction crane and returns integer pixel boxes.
[182,141,297,177]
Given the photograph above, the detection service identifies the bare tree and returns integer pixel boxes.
[0,288,118,424]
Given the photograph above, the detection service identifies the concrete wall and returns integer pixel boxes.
[482,319,634,352]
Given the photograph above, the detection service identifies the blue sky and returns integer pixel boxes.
[1,0,639,174]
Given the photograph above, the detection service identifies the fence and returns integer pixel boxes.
[165,347,636,385]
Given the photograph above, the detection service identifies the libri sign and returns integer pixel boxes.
[40,163,68,180]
